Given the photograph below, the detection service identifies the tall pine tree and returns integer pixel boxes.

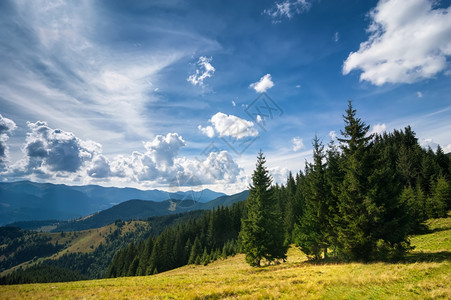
[335,101,374,260]
[240,151,287,267]
[293,136,331,259]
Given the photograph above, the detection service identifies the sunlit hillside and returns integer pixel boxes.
[0,221,149,277]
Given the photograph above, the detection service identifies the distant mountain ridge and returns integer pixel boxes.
[0,181,226,226]
[49,190,250,232]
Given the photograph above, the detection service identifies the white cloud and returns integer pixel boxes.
[369,123,387,135]
[199,112,258,140]
[8,121,101,177]
[250,74,274,93]
[269,166,290,185]
[291,136,304,151]
[144,133,186,168]
[232,100,236,107]
[343,0,451,85]
[264,0,312,22]
[444,144,451,153]
[417,91,423,98]
[198,125,215,138]
[0,114,17,166]
[0,116,246,191]
[334,32,340,42]
[187,56,215,86]
[296,84,301,88]
[329,130,337,141]
[420,138,438,150]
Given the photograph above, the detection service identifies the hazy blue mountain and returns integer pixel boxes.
[50,190,249,232]
[201,190,249,210]
[0,181,226,226]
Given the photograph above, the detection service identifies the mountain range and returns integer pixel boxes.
[51,190,249,232]
[0,181,227,226]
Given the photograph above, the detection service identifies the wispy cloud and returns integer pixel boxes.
[0,1,215,151]
[187,56,215,86]
[264,0,312,23]
[343,0,451,85]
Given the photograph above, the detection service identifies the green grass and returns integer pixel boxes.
[1,214,450,299]
[410,213,451,252]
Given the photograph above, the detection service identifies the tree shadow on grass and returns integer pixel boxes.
[300,251,451,266]
[402,251,451,263]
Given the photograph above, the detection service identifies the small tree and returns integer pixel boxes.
[240,151,288,267]
[426,175,450,218]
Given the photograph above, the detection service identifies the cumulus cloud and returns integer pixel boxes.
[144,133,186,168]
[264,0,312,22]
[84,132,244,187]
[2,116,245,190]
[0,114,17,166]
[187,56,215,86]
[10,121,101,177]
[250,74,274,93]
[179,151,244,185]
[292,137,304,151]
[87,155,111,178]
[107,139,244,187]
[343,0,451,85]
[369,123,387,135]
[198,125,215,138]
[198,112,258,140]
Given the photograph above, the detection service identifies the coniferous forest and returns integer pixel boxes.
[106,101,450,278]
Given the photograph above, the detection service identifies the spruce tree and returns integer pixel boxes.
[335,101,374,260]
[335,101,411,260]
[188,236,202,265]
[293,136,330,259]
[427,175,450,218]
[240,151,287,267]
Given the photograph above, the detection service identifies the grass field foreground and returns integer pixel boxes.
[1,213,450,299]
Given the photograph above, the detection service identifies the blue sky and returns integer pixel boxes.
[0,0,450,194]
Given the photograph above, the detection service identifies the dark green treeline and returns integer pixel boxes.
[283,102,451,261]
[107,202,244,277]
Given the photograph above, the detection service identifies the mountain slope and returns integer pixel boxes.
[52,191,249,232]
[0,181,226,225]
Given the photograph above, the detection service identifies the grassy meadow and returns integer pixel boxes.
[1,213,450,299]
